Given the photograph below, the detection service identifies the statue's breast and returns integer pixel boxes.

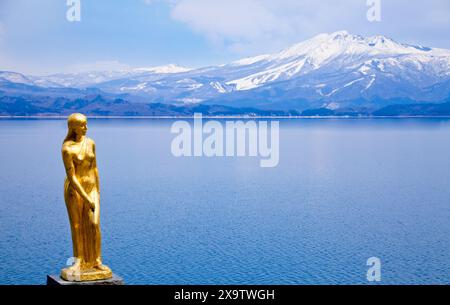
[72,146,95,165]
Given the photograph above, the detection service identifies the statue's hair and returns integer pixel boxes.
[64,113,87,143]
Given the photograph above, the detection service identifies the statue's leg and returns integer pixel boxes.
[64,184,83,271]
[90,189,109,271]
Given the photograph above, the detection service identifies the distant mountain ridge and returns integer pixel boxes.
[1,31,450,116]
[0,64,192,88]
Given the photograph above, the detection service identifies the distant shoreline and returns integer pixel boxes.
[2,115,450,119]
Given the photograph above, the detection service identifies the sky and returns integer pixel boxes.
[0,0,449,75]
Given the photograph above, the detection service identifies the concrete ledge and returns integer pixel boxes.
[47,274,124,285]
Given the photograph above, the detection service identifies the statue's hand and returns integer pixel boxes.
[87,197,96,211]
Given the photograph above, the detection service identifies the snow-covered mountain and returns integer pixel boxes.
[1,31,450,112]
[23,64,192,88]
[91,30,450,109]
[0,71,36,86]
[132,64,191,74]
[225,31,450,91]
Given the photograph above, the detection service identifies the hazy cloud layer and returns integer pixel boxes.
[67,60,131,73]
[163,0,450,54]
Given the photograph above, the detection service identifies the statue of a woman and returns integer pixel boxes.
[61,113,112,281]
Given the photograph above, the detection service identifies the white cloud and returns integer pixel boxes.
[172,1,291,42]
[162,0,368,55]
[169,0,296,54]
[147,0,450,56]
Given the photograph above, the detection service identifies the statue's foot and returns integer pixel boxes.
[94,258,111,272]
[61,259,112,282]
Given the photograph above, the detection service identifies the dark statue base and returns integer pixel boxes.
[47,274,124,285]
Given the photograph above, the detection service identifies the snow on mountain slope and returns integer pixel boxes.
[0,71,35,86]
[225,31,450,91]
[133,64,191,74]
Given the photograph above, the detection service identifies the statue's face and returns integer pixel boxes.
[73,120,88,136]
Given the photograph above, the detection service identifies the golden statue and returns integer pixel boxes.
[60,113,112,281]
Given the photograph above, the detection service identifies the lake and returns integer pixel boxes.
[1,118,450,284]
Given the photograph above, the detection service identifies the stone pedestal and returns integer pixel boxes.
[47,274,124,285]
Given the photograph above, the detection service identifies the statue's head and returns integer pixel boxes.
[65,113,88,141]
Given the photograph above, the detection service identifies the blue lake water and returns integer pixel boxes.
[1,118,450,285]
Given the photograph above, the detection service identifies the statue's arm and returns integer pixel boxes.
[92,141,100,192]
[62,146,92,204]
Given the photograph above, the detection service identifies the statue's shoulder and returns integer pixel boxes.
[61,142,72,154]
[87,137,96,146]
[61,145,73,161]
[62,140,77,154]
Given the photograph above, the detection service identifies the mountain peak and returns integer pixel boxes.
[328,30,351,38]
[323,31,397,45]
[274,31,429,61]
[310,30,364,43]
